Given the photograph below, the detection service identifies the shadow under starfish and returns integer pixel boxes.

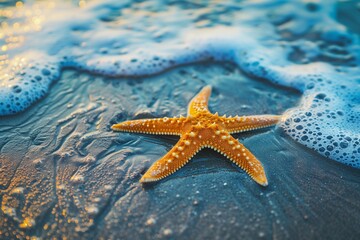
[112,86,282,186]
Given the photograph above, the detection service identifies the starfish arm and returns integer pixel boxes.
[188,85,212,116]
[140,134,201,182]
[208,132,268,186]
[111,117,187,135]
[220,115,281,134]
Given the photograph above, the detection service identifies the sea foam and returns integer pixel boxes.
[0,0,359,167]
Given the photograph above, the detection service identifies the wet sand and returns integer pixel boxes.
[0,63,359,239]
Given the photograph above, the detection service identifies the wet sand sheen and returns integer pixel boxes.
[0,63,359,239]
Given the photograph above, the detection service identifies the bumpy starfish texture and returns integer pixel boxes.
[112,86,281,186]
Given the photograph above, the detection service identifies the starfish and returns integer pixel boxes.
[112,86,281,186]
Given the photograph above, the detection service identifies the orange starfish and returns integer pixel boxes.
[112,86,281,186]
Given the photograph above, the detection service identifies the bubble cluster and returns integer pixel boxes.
[0,52,59,115]
[283,109,360,167]
[0,0,359,167]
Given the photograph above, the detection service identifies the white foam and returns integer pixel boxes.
[0,0,359,167]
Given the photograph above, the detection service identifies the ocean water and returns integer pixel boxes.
[0,0,360,239]
[0,0,359,168]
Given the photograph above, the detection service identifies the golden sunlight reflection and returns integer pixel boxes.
[79,0,87,8]
[0,1,54,76]
[16,1,24,8]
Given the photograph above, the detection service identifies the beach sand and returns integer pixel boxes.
[0,63,359,239]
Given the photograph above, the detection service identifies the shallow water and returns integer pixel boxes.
[0,0,360,239]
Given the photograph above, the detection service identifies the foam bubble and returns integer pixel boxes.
[0,0,359,167]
